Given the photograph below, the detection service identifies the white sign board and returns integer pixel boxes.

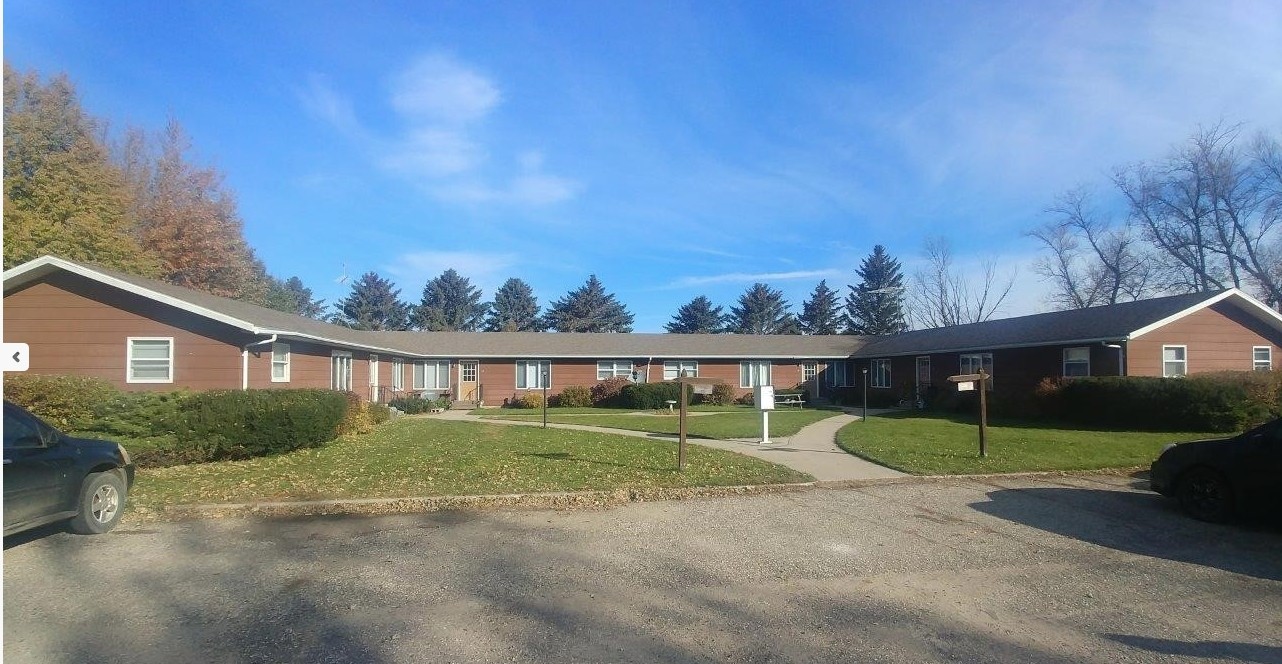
[957,381,975,392]
[691,384,714,395]
[754,385,775,410]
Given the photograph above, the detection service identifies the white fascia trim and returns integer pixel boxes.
[392,353,858,360]
[1129,289,1282,339]
[855,336,1126,358]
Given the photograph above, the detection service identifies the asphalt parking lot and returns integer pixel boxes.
[4,474,1280,663]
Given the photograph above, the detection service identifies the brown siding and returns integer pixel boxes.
[1127,302,1282,376]
[4,275,255,391]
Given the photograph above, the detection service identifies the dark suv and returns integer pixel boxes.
[3,400,135,536]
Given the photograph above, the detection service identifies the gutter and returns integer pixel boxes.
[241,334,278,390]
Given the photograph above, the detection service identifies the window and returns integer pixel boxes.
[127,337,173,383]
[413,360,450,390]
[664,360,698,380]
[1162,346,1187,378]
[959,353,994,388]
[596,360,634,381]
[1063,347,1090,377]
[739,361,771,388]
[331,351,352,391]
[826,361,852,387]
[516,361,551,389]
[392,358,404,390]
[915,356,931,387]
[801,362,818,382]
[1253,346,1272,371]
[871,359,892,388]
[269,343,290,382]
[461,361,478,382]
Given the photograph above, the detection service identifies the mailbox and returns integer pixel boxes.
[754,385,775,410]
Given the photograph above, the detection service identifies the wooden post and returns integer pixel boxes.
[978,368,988,457]
[678,380,688,471]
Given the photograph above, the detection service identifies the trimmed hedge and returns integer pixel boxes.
[616,381,692,410]
[177,389,348,458]
[557,385,593,408]
[1035,372,1282,432]
[4,374,118,429]
[389,396,447,414]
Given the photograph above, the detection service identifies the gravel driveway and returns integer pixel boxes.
[4,474,1279,663]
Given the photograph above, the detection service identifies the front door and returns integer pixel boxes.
[459,360,479,402]
[915,356,931,403]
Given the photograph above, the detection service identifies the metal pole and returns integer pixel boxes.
[862,368,868,422]
[978,368,988,457]
[542,370,548,429]
[678,381,688,471]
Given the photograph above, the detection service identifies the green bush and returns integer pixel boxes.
[1035,372,1282,432]
[389,396,437,414]
[88,390,192,437]
[590,377,632,407]
[700,382,735,406]
[615,382,692,410]
[4,374,118,429]
[176,389,348,460]
[558,385,592,408]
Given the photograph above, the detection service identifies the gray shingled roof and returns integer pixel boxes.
[3,257,867,359]
[854,291,1223,357]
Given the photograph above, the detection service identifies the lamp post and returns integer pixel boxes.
[541,369,549,429]
[862,367,869,423]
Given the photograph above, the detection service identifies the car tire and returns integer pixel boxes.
[1176,467,1234,523]
[69,470,127,535]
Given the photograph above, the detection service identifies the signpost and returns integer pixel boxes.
[947,369,989,457]
[675,375,724,471]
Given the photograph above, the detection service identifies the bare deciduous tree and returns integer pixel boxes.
[1027,187,1151,309]
[909,237,1016,328]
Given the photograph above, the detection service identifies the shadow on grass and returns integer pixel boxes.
[872,409,1227,435]
[519,451,671,472]
[971,486,1282,582]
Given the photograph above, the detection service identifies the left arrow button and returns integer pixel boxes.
[2,343,31,372]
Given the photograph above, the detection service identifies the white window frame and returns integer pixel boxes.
[959,353,994,388]
[413,360,451,390]
[516,360,551,389]
[1253,346,1272,371]
[1062,347,1091,378]
[801,362,818,382]
[126,337,174,384]
[331,351,353,391]
[1162,345,1187,378]
[739,361,772,388]
[663,360,699,380]
[460,360,479,383]
[596,360,634,381]
[392,358,404,391]
[271,343,290,383]
[871,359,892,389]
[826,361,852,387]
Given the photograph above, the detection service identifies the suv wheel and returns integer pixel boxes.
[69,470,127,534]
[1176,467,1234,523]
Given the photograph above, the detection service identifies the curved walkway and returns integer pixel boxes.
[433,409,904,482]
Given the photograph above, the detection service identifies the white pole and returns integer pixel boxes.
[760,410,771,445]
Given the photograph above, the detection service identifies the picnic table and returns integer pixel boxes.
[774,394,805,408]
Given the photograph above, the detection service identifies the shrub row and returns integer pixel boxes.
[388,396,448,414]
[1034,372,1282,432]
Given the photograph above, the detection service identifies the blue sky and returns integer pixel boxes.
[6,1,1281,331]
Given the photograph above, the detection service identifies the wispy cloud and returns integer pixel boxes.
[667,269,841,288]
[385,250,519,295]
[300,53,580,207]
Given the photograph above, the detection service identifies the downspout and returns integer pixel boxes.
[646,357,652,383]
[242,334,278,390]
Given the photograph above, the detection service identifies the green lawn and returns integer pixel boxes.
[476,407,840,439]
[128,418,811,511]
[837,411,1217,475]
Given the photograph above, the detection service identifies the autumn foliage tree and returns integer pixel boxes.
[2,65,160,274]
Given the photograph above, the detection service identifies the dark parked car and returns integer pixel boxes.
[1150,417,1282,522]
[3,400,135,536]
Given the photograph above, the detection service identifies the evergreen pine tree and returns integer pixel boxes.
[799,280,842,334]
[728,283,796,334]
[543,275,634,332]
[484,278,543,331]
[412,268,487,331]
[262,275,326,319]
[332,272,410,330]
[846,245,908,335]
[664,296,727,333]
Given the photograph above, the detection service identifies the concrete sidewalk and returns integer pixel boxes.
[432,408,904,482]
